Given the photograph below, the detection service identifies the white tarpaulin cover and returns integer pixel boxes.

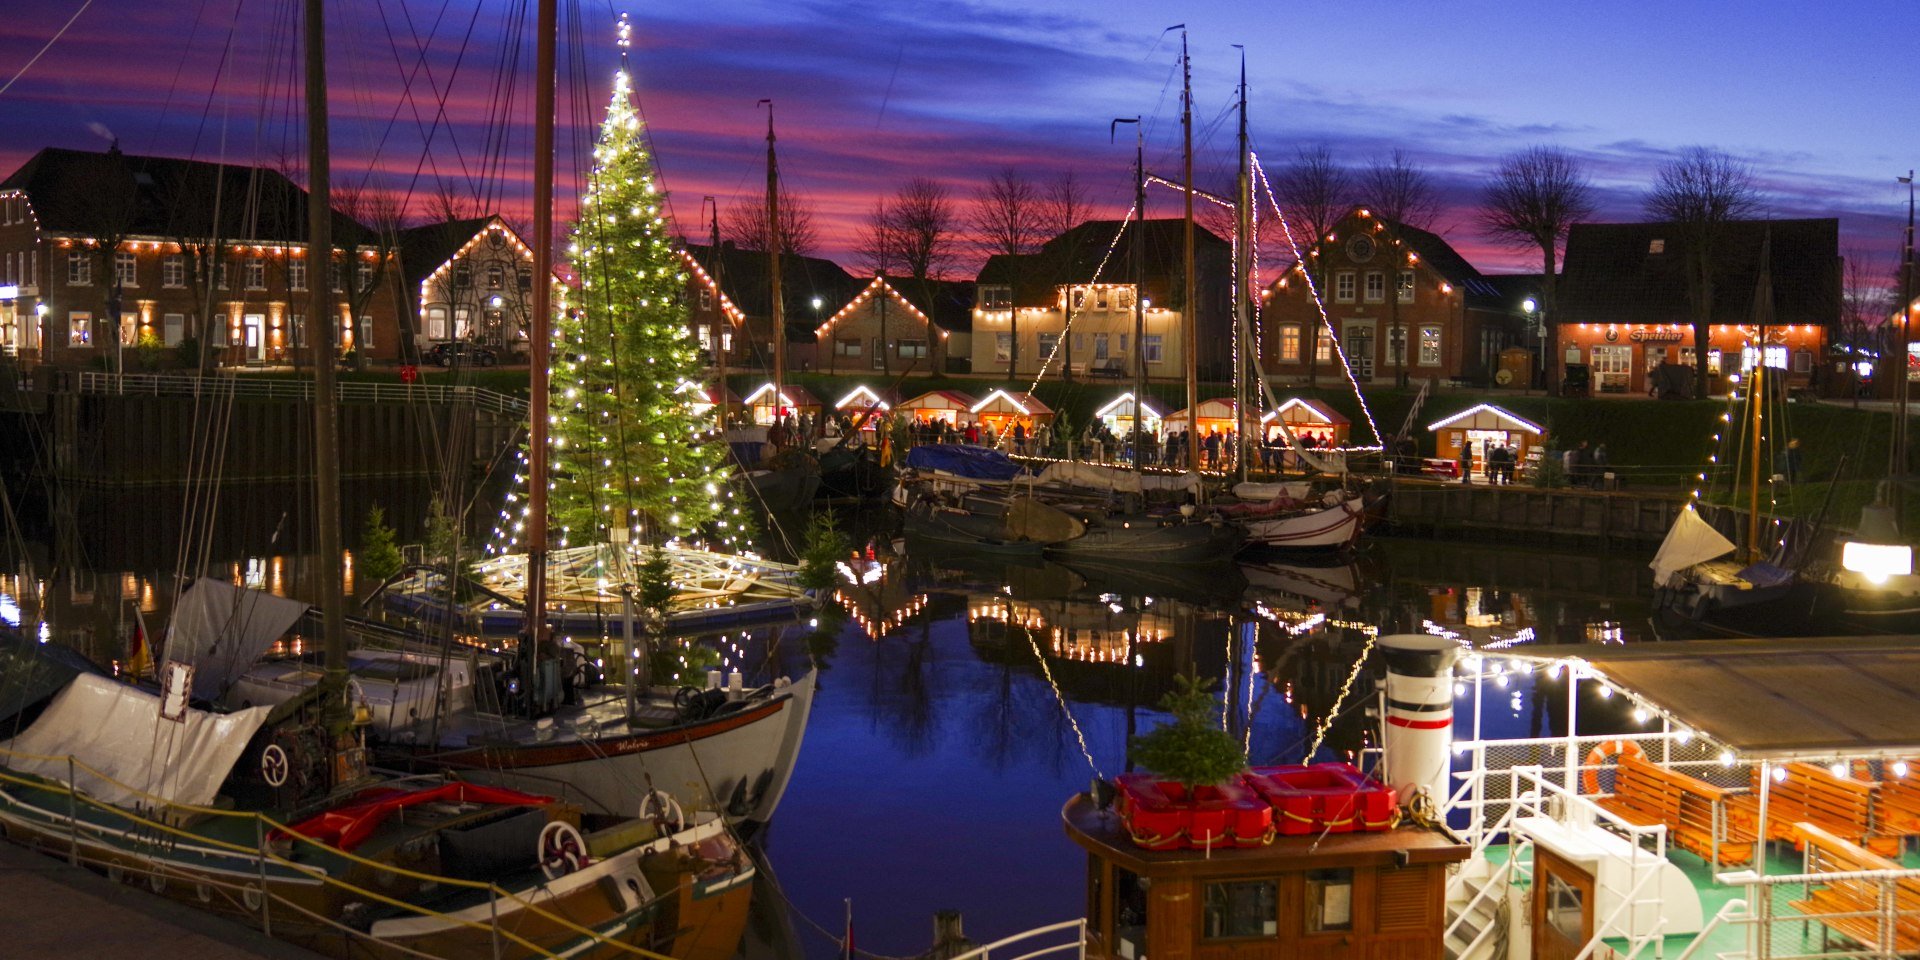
[1038,462,1203,497]
[1232,481,1314,501]
[167,578,310,700]
[1649,507,1737,585]
[2,674,272,809]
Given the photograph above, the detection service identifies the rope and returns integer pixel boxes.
[0,0,96,100]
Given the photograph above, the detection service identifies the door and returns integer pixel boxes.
[1591,345,1631,393]
[1532,848,1595,960]
[1344,323,1375,380]
[243,314,266,361]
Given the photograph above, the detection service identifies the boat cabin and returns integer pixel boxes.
[1097,393,1163,440]
[899,389,979,428]
[1426,403,1542,463]
[970,389,1052,438]
[1064,789,1468,960]
[1263,398,1349,447]
[742,382,822,426]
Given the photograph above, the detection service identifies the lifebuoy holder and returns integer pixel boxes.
[1582,739,1645,794]
[538,821,588,880]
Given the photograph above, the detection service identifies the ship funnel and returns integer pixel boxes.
[1376,634,1459,811]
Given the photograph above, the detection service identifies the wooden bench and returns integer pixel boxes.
[1858,760,1920,840]
[1731,763,1897,858]
[1787,822,1920,956]
[1594,754,1755,867]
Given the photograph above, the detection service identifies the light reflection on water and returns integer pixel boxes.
[5,504,1664,960]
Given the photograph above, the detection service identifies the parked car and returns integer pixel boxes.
[423,341,500,367]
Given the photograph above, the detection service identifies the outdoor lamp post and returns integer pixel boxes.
[1523,298,1541,389]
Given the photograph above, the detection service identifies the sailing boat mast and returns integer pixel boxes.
[302,0,347,725]
[1129,125,1146,476]
[1233,50,1253,484]
[523,0,557,657]
[1744,230,1775,563]
[763,102,785,404]
[709,198,729,432]
[1180,29,1198,473]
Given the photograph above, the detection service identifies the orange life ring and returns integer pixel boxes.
[1582,739,1646,794]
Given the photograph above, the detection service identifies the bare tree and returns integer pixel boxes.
[425,177,477,226]
[1645,146,1761,398]
[970,167,1042,376]
[1359,149,1438,387]
[1039,170,1089,379]
[1841,249,1891,407]
[891,177,956,287]
[722,185,819,256]
[1479,146,1596,393]
[855,200,901,375]
[1276,145,1353,384]
[335,188,409,367]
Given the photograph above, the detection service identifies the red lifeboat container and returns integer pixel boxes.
[1114,773,1274,850]
[1244,763,1399,836]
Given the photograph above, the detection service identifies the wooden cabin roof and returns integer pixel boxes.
[900,389,978,411]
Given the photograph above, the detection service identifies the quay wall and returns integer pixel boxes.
[1384,480,1687,548]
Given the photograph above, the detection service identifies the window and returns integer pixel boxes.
[453,262,472,289]
[357,316,372,349]
[454,307,473,338]
[1304,869,1353,934]
[1793,349,1813,374]
[994,332,1013,363]
[1387,325,1407,366]
[331,262,345,293]
[357,261,374,293]
[835,337,862,357]
[1118,334,1128,355]
[162,313,185,346]
[67,251,91,286]
[289,258,307,291]
[1419,325,1442,366]
[1094,287,1110,310]
[1093,333,1110,359]
[211,313,228,346]
[67,311,92,346]
[486,264,504,289]
[1649,239,1666,255]
[1592,344,1632,393]
[1316,327,1334,362]
[1546,874,1584,941]
[1398,270,1415,304]
[213,259,229,290]
[1364,271,1385,303]
[245,257,265,290]
[1141,335,1163,363]
[1070,287,1087,312]
[1334,271,1355,303]
[163,254,185,288]
[115,251,137,288]
[899,338,928,359]
[290,313,305,348]
[1204,881,1277,939]
[517,267,532,291]
[1037,332,1059,358]
[698,288,713,310]
[1115,287,1135,310]
[980,285,1012,310]
[1679,346,1723,377]
[1278,324,1302,362]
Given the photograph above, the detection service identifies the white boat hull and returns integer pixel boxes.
[1240,496,1365,550]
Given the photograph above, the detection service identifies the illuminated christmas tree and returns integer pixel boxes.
[539,55,743,551]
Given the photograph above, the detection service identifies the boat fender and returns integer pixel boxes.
[727,779,752,819]
[538,821,589,879]
[1581,739,1646,794]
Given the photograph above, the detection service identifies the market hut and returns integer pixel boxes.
[1427,403,1544,463]
[1095,392,1162,439]
[1163,397,1261,443]
[1263,397,1351,446]
[683,383,743,423]
[741,382,823,426]
[832,385,898,432]
[969,389,1054,440]
[898,389,978,428]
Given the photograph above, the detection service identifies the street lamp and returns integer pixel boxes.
[1522,298,1542,390]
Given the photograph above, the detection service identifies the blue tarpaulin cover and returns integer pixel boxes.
[1735,562,1795,590]
[903,444,1028,481]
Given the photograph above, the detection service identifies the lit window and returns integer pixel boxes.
[1315,328,1333,362]
[68,311,92,346]
[899,338,928,359]
[1204,881,1277,939]
[1334,271,1355,303]
[486,265,504,289]
[1279,324,1302,362]
[994,332,1014,363]
[1419,326,1442,366]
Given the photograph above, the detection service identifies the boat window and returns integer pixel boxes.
[1203,880,1277,939]
[1546,873,1583,940]
[1113,867,1149,960]
[1304,868,1354,933]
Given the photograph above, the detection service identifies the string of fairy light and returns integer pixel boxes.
[1020,210,1137,399]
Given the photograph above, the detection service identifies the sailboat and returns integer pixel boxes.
[0,6,757,958]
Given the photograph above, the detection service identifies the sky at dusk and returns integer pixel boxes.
[0,0,1914,279]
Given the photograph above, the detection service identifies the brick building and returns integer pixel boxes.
[1258,209,1526,386]
[396,215,535,361]
[812,274,973,375]
[1555,219,1838,396]
[0,145,404,368]
[972,219,1233,382]
[680,241,861,375]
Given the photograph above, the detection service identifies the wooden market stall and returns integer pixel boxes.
[1164,397,1261,443]
[742,382,822,426]
[1095,392,1163,439]
[1263,397,1350,446]
[685,383,742,423]
[898,389,979,428]
[831,384,898,431]
[969,389,1053,439]
[1427,403,1544,464]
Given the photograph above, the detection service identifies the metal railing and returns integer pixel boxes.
[75,371,529,418]
[941,919,1086,960]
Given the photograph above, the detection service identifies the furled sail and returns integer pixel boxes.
[1650,507,1737,585]
[166,578,310,700]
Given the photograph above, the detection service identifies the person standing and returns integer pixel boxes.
[1459,439,1474,485]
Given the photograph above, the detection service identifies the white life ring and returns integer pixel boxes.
[639,790,687,834]
[538,821,588,880]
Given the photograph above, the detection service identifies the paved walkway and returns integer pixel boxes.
[0,842,321,959]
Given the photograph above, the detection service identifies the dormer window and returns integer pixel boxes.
[1649,239,1666,254]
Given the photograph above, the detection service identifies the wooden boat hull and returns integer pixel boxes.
[1045,518,1245,564]
[1239,496,1366,551]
